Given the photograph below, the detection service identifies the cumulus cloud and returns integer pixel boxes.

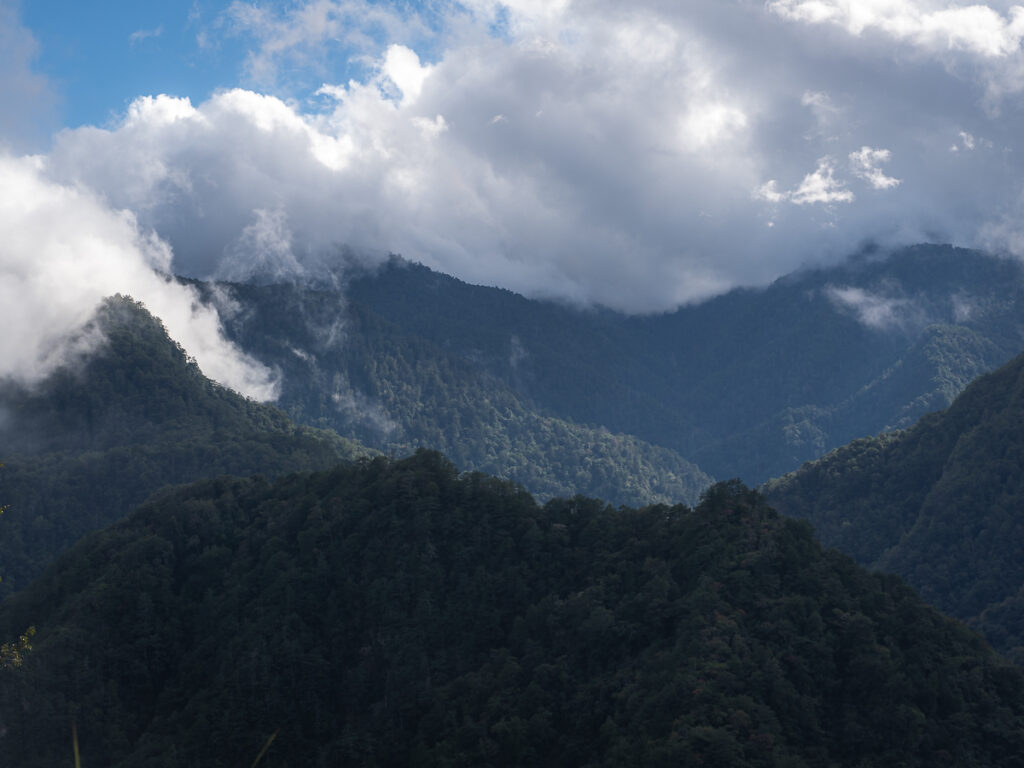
[767,0,1024,58]
[767,0,1024,103]
[8,0,1024,315]
[0,152,279,399]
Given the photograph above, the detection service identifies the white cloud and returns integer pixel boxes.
[849,146,901,189]
[0,152,278,399]
[129,26,163,46]
[680,102,749,149]
[768,0,1024,58]
[757,158,855,205]
[10,0,1024,317]
[382,44,433,104]
[825,285,914,330]
[792,157,855,204]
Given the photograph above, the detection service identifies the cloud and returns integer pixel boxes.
[0,152,279,399]
[129,26,163,46]
[767,0,1024,58]
[767,0,1024,104]
[9,0,1024,315]
[217,0,431,88]
[825,285,918,330]
[756,157,855,205]
[849,146,900,189]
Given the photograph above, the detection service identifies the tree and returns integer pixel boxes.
[0,464,34,670]
[0,626,34,670]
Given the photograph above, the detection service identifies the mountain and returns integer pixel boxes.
[0,295,367,597]
[764,349,1024,662]
[196,280,712,507]
[206,244,1024,490]
[1,452,1022,767]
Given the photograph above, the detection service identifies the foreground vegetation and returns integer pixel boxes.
[1,452,1021,766]
[0,297,366,598]
[766,349,1024,662]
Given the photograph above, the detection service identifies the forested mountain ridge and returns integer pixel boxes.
[765,349,1024,662]
[0,296,367,597]
[2,451,1022,767]
[207,244,1024,487]
[198,280,712,507]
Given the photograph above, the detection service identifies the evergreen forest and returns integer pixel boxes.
[2,246,1024,765]
[2,453,1022,767]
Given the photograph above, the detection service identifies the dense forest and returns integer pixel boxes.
[1,452,1022,767]
[202,245,1024,493]
[197,280,711,507]
[0,296,366,597]
[765,349,1024,663]
[346,244,1023,480]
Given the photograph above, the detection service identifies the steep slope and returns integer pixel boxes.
[765,350,1024,661]
[337,244,1023,482]
[201,281,712,507]
[0,295,367,597]
[2,453,1023,766]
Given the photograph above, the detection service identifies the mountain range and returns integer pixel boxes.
[3,243,1024,764]
[206,243,1024,494]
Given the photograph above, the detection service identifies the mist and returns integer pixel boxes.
[0,152,278,400]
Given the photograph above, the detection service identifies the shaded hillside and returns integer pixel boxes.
[765,350,1024,662]
[202,281,712,507]
[1,453,1022,767]
[339,244,1023,482]
[0,296,366,597]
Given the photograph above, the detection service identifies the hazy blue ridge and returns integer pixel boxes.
[213,244,1024,487]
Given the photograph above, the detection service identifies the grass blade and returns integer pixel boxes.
[250,729,279,768]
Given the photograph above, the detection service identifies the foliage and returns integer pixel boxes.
[341,245,1024,482]
[202,246,1024,492]
[0,625,34,670]
[203,281,712,507]
[765,349,1024,659]
[0,296,369,597]
[1,453,1022,766]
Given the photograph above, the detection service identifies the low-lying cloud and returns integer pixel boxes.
[0,152,279,399]
[825,285,922,331]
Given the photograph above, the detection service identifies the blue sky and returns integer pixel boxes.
[22,0,224,128]
[20,0,381,129]
[6,0,1024,394]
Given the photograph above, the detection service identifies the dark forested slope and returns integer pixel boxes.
[208,245,1024,487]
[1,452,1022,767]
[0,296,366,596]
[765,350,1024,662]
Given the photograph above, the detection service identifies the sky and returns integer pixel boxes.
[4,0,1024,397]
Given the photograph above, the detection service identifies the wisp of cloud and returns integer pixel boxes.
[0,152,279,400]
